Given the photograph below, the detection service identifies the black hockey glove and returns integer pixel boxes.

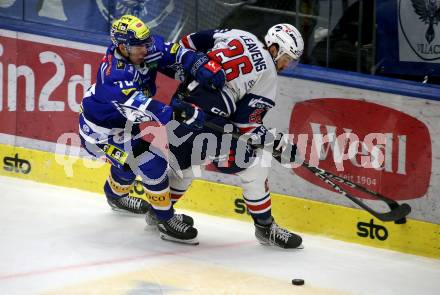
[191,52,225,90]
[171,97,206,130]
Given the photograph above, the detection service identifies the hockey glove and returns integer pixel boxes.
[171,97,206,130]
[273,133,297,163]
[244,125,276,146]
[191,53,225,90]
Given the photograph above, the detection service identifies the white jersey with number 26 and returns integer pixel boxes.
[181,29,278,114]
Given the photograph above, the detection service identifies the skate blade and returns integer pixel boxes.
[159,232,199,245]
[257,240,304,250]
[110,207,146,215]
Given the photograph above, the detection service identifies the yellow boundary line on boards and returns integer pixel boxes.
[0,143,439,259]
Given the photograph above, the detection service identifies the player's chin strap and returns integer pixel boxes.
[173,79,411,223]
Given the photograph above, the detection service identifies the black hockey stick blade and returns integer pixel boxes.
[356,200,411,222]
[359,201,411,222]
[375,203,412,222]
[341,186,411,222]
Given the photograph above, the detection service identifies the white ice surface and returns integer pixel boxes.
[0,176,439,295]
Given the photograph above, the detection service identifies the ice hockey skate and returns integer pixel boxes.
[106,195,151,214]
[255,219,303,249]
[157,215,199,245]
[145,207,194,226]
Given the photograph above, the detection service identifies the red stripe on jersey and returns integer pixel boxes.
[246,199,271,212]
[238,126,256,134]
[181,35,191,49]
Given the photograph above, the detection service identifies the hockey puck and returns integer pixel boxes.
[291,279,305,286]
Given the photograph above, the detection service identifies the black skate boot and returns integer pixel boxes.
[106,195,151,214]
[145,208,194,226]
[255,219,302,249]
[157,215,198,245]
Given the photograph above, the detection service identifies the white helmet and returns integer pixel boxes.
[264,24,304,61]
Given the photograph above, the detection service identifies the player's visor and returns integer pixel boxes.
[278,54,299,71]
[130,36,154,50]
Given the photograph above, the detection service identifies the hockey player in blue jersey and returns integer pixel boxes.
[156,24,304,248]
[79,15,224,244]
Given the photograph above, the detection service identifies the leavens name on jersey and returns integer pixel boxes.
[239,35,267,72]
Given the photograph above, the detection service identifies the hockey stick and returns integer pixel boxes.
[202,121,411,223]
[172,81,411,222]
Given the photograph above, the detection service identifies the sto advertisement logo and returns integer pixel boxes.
[3,153,31,174]
[357,219,388,241]
[290,98,431,200]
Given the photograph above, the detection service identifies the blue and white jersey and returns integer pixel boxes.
[79,84,172,145]
[79,35,199,144]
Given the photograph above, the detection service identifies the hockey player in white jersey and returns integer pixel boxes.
[152,24,304,249]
